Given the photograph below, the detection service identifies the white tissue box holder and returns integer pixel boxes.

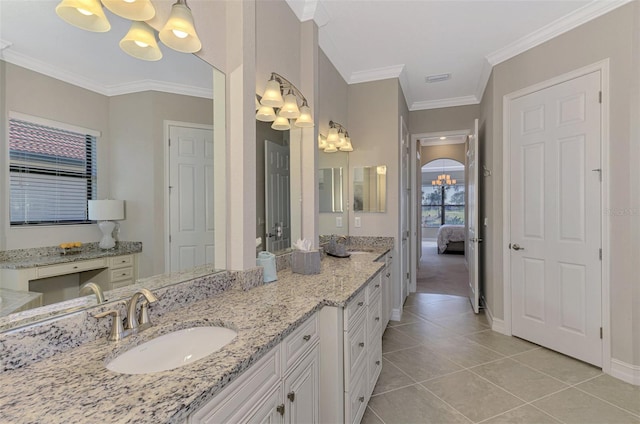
[291,250,321,275]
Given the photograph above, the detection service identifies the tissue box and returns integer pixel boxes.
[291,250,321,275]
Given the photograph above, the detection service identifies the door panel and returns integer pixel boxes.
[265,140,291,253]
[510,70,602,366]
[467,119,480,313]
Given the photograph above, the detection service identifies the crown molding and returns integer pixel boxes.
[1,49,212,99]
[0,39,12,51]
[349,64,405,84]
[410,95,479,111]
[486,0,633,66]
[397,65,412,110]
[475,58,493,103]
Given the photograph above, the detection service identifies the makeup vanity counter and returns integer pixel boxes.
[0,246,391,424]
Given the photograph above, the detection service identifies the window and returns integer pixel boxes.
[422,184,465,227]
[9,114,97,225]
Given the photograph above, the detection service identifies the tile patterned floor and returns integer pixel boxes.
[363,293,640,424]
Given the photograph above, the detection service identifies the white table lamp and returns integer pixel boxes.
[88,200,125,249]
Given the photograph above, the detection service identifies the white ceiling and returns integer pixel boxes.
[286,0,631,111]
[0,0,213,98]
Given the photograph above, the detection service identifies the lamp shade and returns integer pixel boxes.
[159,0,202,53]
[256,105,277,122]
[271,116,290,131]
[318,134,327,150]
[260,78,284,107]
[327,127,339,143]
[324,144,337,153]
[120,21,162,61]
[102,0,156,20]
[339,136,353,152]
[278,91,300,119]
[88,200,125,221]
[294,103,314,128]
[55,0,111,32]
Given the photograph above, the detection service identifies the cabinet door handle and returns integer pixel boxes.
[375,284,380,288]
[359,342,365,347]
[358,301,364,307]
[359,396,365,403]
[302,334,311,342]
[375,317,380,321]
[376,360,381,366]
[73,266,78,269]
[386,273,390,277]
[277,404,285,416]
[287,391,295,402]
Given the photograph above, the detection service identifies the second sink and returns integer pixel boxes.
[106,326,237,374]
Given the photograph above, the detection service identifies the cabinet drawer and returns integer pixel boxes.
[36,258,106,278]
[345,361,368,424]
[367,274,382,303]
[109,267,133,283]
[108,255,133,269]
[344,289,366,331]
[111,279,134,290]
[367,291,382,340]
[344,311,367,391]
[282,312,318,371]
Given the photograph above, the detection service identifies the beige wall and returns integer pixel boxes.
[480,2,639,367]
[420,144,466,166]
[409,104,479,135]
[318,49,349,235]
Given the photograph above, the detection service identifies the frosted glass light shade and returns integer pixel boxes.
[339,137,353,152]
[102,0,156,20]
[324,144,337,153]
[260,78,284,107]
[88,200,125,221]
[159,0,202,53]
[327,127,339,143]
[279,92,300,119]
[55,0,110,32]
[336,130,346,148]
[120,21,162,61]
[318,135,327,150]
[271,116,290,131]
[294,103,314,128]
[256,105,277,122]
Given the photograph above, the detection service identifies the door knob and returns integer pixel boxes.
[511,243,524,251]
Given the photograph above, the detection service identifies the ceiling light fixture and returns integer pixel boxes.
[256,72,314,130]
[55,0,111,32]
[159,0,202,53]
[119,21,162,61]
[425,73,451,83]
[431,161,456,186]
[102,0,156,21]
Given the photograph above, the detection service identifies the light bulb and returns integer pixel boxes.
[77,8,93,15]
[134,40,149,48]
[172,29,189,39]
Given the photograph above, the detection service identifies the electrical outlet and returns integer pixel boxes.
[336,216,343,228]
[355,217,361,228]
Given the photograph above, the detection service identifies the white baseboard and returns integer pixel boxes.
[391,308,402,322]
[610,359,640,386]
[483,300,507,335]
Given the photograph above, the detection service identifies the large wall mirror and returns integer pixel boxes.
[318,151,349,235]
[0,1,226,329]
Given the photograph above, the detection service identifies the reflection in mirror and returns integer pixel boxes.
[318,151,349,235]
[256,120,291,253]
[0,2,225,331]
[353,166,387,213]
[318,168,344,213]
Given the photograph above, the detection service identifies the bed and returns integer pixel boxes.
[437,224,465,254]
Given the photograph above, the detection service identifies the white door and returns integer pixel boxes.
[467,119,480,313]
[169,125,215,272]
[400,117,411,302]
[510,71,602,366]
[265,140,291,252]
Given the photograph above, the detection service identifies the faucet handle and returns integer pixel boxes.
[94,308,126,342]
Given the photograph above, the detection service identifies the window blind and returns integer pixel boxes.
[9,117,97,225]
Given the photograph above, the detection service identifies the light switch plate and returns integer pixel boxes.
[355,217,361,228]
[336,216,343,228]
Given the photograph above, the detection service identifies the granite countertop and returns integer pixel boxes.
[0,242,143,270]
[0,247,389,424]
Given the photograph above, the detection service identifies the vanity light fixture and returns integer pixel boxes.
[257,72,314,130]
[324,144,338,153]
[159,0,202,54]
[55,0,203,59]
[119,21,162,61]
[318,134,328,150]
[326,127,339,144]
[340,132,353,152]
[102,0,156,21]
[55,0,111,32]
[325,120,354,152]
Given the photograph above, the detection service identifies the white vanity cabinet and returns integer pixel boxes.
[188,312,319,424]
[381,252,393,329]
[319,271,385,424]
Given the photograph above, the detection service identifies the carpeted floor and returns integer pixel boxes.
[416,241,469,297]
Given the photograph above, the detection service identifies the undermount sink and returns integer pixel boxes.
[347,250,372,255]
[106,326,237,374]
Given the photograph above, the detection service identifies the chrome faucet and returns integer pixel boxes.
[125,288,159,331]
[80,282,105,304]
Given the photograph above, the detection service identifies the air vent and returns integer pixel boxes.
[425,73,451,83]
